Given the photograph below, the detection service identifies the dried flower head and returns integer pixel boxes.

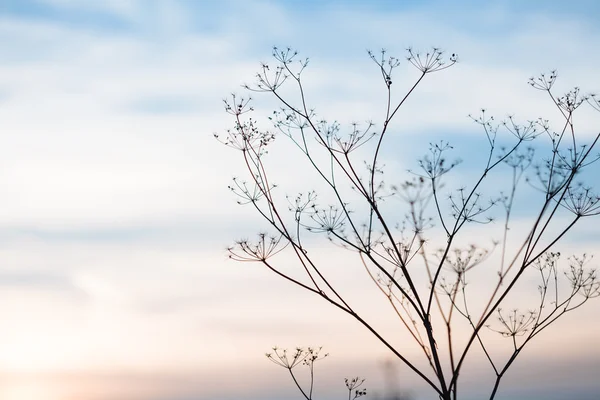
[439,245,492,275]
[556,87,587,114]
[588,93,600,112]
[565,254,600,299]
[406,47,457,73]
[502,116,539,141]
[561,183,600,217]
[345,376,367,399]
[528,71,557,91]
[368,48,402,87]
[266,346,309,369]
[215,95,275,153]
[487,308,537,338]
[228,233,287,262]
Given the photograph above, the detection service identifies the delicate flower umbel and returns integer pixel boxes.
[416,141,461,180]
[302,346,329,366]
[487,308,537,338]
[228,233,287,262]
[222,93,253,116]
[377,239,419,270]
[561,183,600,217]
[246,47,308,92]
[215,95,275,153]
[565,254,600,299]
[533,251,560,273]
[394,176,430,205]
[265,347,333,400]
[345,376,367,400]
[448,187,497,224]
[329,121,377,154]
[406,47,457,73]
[529,156,570,197]
[287,191,318,223]
[528,70,557,91]
[469,109,500,149]
[250,62,288,92]
[266,347,328,369]
[502,116,539,141]
[469,108,496,128]
[556,87,587,114]
[502,146,535,170]
[266,347,310,369]
[228,177,266,205]
[439,245,492,275]
[270,108,311,132]
[304,205,347,234]
[588,93,600,112]
[368,48,402,88]
[272,46,309,73]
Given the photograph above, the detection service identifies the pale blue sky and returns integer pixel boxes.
[0,1,599,400]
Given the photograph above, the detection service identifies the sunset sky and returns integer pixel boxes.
[1,1,600,399]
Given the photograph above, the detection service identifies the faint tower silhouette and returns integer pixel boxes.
[373,359,413,400]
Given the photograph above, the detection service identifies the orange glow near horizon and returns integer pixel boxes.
[0,379,63,400]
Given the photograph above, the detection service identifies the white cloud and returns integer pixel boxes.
[37,0,143,19]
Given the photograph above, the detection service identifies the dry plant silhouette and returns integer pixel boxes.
[263,346,416,400]
[265,347,367,400]
[216,47,600,399]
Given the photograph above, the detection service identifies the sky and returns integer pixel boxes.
[0,1,599,399]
